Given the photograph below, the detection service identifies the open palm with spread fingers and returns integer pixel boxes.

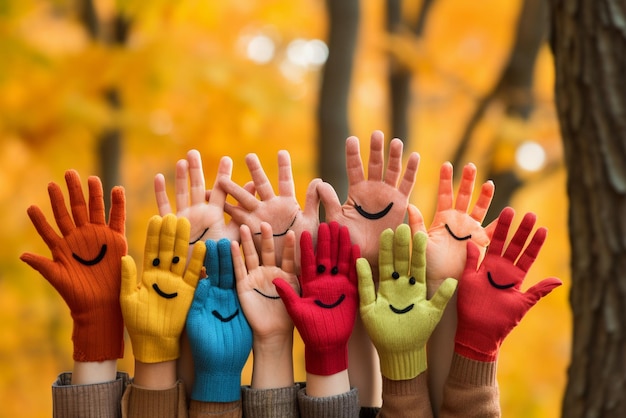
[154,149,239,244]
[220,150,321,270]
[318,130,420,276]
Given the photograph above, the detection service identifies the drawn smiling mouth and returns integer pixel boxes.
[190,228,209,245]
[254,288,281,300]
[354,202,394,220]
[212,309,239,322]
[253,216,297,237]
[389,304,415,314]
[487,272,515,290]
[314,294,346,309]
[73,244,107,266]
[444,224,472,241]
[152,283,178,299]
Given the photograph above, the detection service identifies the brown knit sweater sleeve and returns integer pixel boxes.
[377,372,433,418]
[52,372,129,418]
[121,379,189,418]
[439,353,500,418]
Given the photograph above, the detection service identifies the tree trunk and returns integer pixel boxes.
[550,1,626,416]
[317,0,360,201]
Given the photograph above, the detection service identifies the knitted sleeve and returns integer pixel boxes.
[121,379,189,418]
[52,372,129,418]
[297,386,360,418]
[377,372,433,418]
[439,353,500,418]
[241,384,301,417]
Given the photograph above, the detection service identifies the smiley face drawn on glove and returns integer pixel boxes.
[486,271,516,290]
[354,201,394,220]
[72,244,108,266]
[151,256,180,299]
[212,308,239,322]
[312,264,347,309]
[388,271,417,314]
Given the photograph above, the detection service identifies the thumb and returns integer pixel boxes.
[429,277,458,311]
[273,278,301,310]
[525,277,562,304]
[120,255,138,297]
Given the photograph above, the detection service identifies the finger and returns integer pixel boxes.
[346,136,366,186]
[378,228,396,281]
[175,158,190,213]
[26,205,61,250]
[231,240,247,287]
[246,153,275,201]
[154,173,173,216]
[335,223,351,277]
[259,222,277,267]
[87,176,106,225]
[407,204,426,235]
[172,217,191,276]
[187,150,207,205]
[454,163,477,213]
[281,230,296,274]
[277,150,296,197]
[204,239,220,287]
[503,211,537,264]
[383,137,403,187]
[316,182,342,221]
[207,156,232,207]
[469,180,495,223]
[302,178,322,220]
[217,238,235,290]
[299,230,316,282]
[411,230,428,287]
[516,227,547,272]
[435,162,454,212]
[191,278,211,307]
[348,244,361,288]
[184,241,206,288]
[429,277,458,310]
[108,186,126,235]
[20,252,60,284]
[273,277,301,310]
[239,224,259,271]
[120,254,138,297]
[464,240,482,275]
[398,151,420,197]
[367,130,385,182]
[66,170,89,228]
[393,224,412,277]
[219,177,260,211]
[488,207,515,257]
[356,258,376,307]
[524,277,562,304]
[143,215,164,273]
[316,222,331,270]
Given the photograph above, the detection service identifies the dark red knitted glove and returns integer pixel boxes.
[274,222,359,375]
[20,170,127,362]
[454,207,562,362]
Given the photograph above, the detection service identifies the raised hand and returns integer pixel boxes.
[357,225,457,380]
[154,149,239,243]
[455,207,562,362]
[20,169,127,362]
[186,238,253,402]
[232,222,299,388]
[318,131,419,276]
[120,214,205,363]
[220,150,321,270]
[274,222,359,376]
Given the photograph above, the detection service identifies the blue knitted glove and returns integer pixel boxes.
[186,238,253,402]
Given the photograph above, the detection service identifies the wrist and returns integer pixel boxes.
[251,334,294,389]
[305,369,350,398]
[71,359,117,385]
[72,306,124,362]
[133,359,177,390]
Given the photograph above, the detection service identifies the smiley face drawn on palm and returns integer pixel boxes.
[319,131,419,278]
[154,150,240,246]
[220,150,321,272]
[20,170,127,312]
[232,223,299,340]
[409,162,495,297]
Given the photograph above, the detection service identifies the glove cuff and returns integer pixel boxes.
[379,347,427,381]
[454,340,498,363]
[130,334,180,363]
[71,304,124,362]
[304,345,349,376]
[191,372,242,402]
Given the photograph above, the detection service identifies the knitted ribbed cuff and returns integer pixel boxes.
[304,345,349,376]
[448,352,497,386]
[72,308,124,362]
[130,334,180,364]
[379,348,427,381]
[298,386,360,417]
[241,384,301,418]
[191,372,242,402]
[53,372,129,418]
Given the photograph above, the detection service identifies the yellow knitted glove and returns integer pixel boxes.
[120,214,206,363]
[357,225,457,380]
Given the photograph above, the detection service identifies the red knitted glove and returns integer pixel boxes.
[454,207,562,362]
[273,222,359,375]
[20,170,127,361]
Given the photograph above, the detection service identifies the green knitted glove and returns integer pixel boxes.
[357,225,457,380]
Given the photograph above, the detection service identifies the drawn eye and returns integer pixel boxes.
[317,265,326,274]
[331,266,339,275]
[409,277,416,285]
[392,272,400,279]
[172,256,180,264]
[72,244,107,266]
[152,258,160,267]
[354,202,394,220]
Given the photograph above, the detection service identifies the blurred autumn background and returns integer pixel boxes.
[1,0,570,417]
